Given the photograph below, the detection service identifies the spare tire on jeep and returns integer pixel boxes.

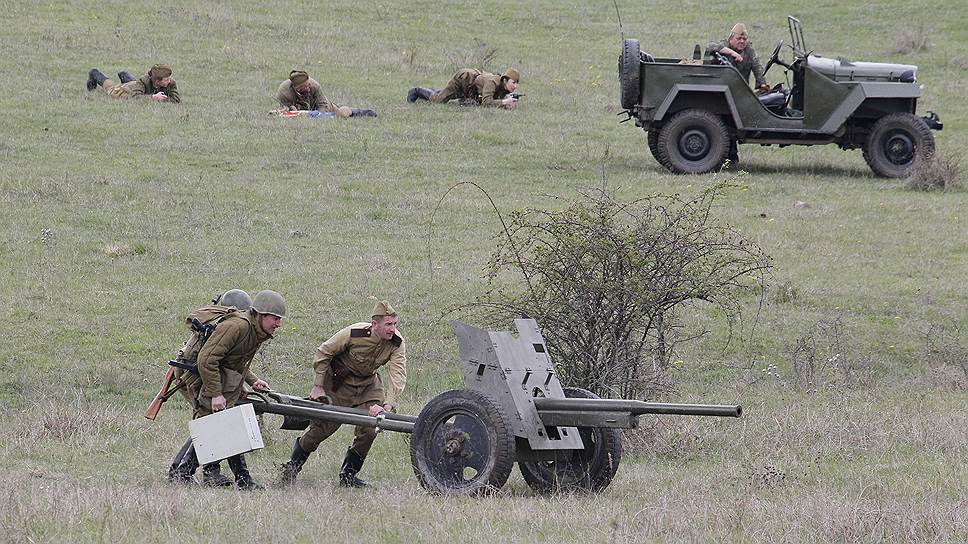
[619,39,641,110]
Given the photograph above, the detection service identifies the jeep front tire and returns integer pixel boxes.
[656,109,730,174]
[862,112,936,178]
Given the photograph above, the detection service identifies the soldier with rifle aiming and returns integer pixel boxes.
[275,70,377,117]
[279,301,406,487]
[408,67,521,109]
[168,290,286,490]
[86,64,180,103]
[167,289,252,487]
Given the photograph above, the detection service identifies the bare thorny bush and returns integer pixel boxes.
[787,315,877,392]
[906,153,963,192]
[917,321,968,389]
[446,39,498,73]
[464,181,771,399]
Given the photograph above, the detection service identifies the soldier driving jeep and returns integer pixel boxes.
[707,23,769,93]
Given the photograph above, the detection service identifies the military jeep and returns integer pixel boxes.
[618,16,943,177]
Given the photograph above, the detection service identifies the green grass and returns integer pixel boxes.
[2,0,968,542]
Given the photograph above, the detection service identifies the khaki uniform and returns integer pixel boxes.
[194,311,272,418]
[174,306,258,408]
[276,78,352,118]
[706,40,766,87]
[431,69,510,106]
[298,322,407,456]
[102,75,181,102]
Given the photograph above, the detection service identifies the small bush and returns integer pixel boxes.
[906,154,963,192]
[893,23,930,54]
[788,315,875,391]
[446,39,498,73]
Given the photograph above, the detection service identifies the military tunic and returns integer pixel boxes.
[706,40,766,87]
[276,77,351,118]
[194,311,271,418]
[298,322,407,456]
[102,75,181,102]
[430,69,510,106]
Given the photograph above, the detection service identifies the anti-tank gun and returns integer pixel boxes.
[185,319,741,496]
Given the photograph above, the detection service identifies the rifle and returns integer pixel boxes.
[144,319,215,420]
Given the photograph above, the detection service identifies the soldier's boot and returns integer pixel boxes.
[349,108,378,118]
[338,448,368,488]
[227,454,263,491]
[117,70,135,84]
[407,87,435,102]
[202,462,234,487]
[166,438,193,482]
[278,438,312,486]
[86,68,108,91]
[727,140,739,166]
[169,444,200,483]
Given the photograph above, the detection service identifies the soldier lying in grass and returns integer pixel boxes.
[86,64,180,103]
[408,67,520,109]
[274,70,377,117]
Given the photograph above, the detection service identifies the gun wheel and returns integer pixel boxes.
[863,112,935,178]
[410,389,515,496]
[518,387,623,493]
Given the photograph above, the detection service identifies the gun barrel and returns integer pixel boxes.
[245,398,415,433]
[266,392,417,424]
[533,397,742,418]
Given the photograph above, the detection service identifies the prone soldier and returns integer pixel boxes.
[86,64,180,103]
[408,67,521,109]
[278,301,406,487]
[168,289,287,490]
[275,70,377,117]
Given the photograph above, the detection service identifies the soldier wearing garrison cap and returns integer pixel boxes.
[86,64,180,103]
[706,23,767,90]
[275,70,377,117]
[408,67,521,109]
[279,300,406,488]
[706,23,767,164]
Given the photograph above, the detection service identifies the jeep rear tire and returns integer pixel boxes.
[619,39,641,110]
[656,109,729,174]
[862,112,935,178]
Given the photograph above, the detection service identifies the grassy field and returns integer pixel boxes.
[1,0,967,542]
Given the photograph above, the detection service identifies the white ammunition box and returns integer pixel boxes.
[189,404,265,464]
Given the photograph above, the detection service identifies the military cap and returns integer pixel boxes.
[149,64,172,81]
[289,70,310,86]
[371,300,397,318]
[503,67,521,83]
[730,23,748,37]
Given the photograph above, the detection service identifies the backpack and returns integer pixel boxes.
[175,305,241,365]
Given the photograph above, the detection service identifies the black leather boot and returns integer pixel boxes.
[407,87,435,102]
[338,448,368,488]
[202,462,234,487]
[86,68,107,91]
[349,108,378,117]
[167,438,193,482]
[278,438,312,486]
[169,444,200,483]
[227,454,263,491]
[117,70,135,84]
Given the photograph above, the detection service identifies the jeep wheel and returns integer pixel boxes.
[862,112,935,178]
[656,110,729,174]
[619,39,641,110]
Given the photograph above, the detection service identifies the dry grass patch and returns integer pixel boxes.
[906,154,963,192]
[893,22,931,54]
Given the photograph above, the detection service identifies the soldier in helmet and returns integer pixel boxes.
[168,289,252,487]
[275,70,377,117]
[278,301,406,488]
[168,289,287,490]
[86,64,180,103]
[407,67,521,109]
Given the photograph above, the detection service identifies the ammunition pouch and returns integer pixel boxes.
[330,360,352,392]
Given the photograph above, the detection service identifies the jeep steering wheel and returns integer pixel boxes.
[763,40,789,75]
